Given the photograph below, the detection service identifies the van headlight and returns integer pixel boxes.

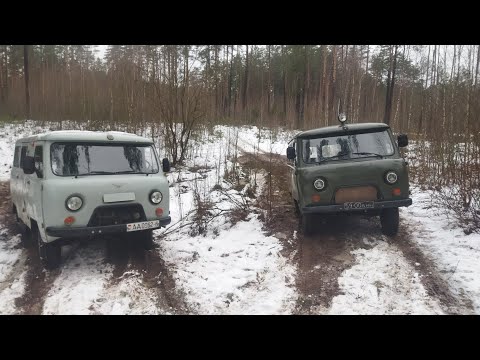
[313,178,326,190]
[385,171,398,184]
[150,190,163,204]
[66,195,83,211]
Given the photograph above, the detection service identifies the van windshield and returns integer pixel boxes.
[50,143,159,176]
[302,130,394,164]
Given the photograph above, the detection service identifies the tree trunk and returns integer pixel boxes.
[330,45,337,125]
[475,44,480,89]
[242,45,249,114]
[282,46,287,124]
[23,45,31,119]
[383,46,393,124]
[267,45,271,115]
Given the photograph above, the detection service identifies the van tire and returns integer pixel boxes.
[33,226,61,270]
[380,208,399,236]
[301,213,314,236]
[139,230,154,250]
[20,227,33,248]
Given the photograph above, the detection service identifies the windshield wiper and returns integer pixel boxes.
[114,170,151,175]
[317,153,349,163]
[78,171,116,175]
[351,152,384,158]
[73,170,116,177]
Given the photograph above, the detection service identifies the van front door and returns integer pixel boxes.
[25,143,45,235]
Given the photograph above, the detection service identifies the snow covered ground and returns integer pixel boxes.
[157,126,298,314]
[329,240,443,315]
[401,187,480,313]
[0,120,479,314]
[0,227,25,315]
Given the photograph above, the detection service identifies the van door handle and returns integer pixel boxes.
[27,180,30,185]
[16,175,19,179]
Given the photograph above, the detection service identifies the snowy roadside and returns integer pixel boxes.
[157,127,298,314]
[0,228,25,314]
[401,187,480,313]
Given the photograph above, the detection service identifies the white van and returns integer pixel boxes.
[10,130,171,269]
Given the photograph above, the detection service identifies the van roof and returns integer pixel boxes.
[15,130,154,144]
[295,122,390,139]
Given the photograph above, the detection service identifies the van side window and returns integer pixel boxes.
[34,146,44,178]
[13,146,21,167]
[20,146,27,168]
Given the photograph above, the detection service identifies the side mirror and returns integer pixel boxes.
[286,146,296,160]
[398,134,408,148]
[162,158,171,173]
[22,156,35,174]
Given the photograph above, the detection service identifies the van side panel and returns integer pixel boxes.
[9,144,22,214]
[17,143,30,225]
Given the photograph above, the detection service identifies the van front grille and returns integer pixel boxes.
[334,186,378,204]
[88,204,146,227]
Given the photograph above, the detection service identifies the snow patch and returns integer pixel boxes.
[329,241,443,315]
[42,243,112,315]
[402,187,480,313]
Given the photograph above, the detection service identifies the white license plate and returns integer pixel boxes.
[126,220,160,232]
[344,201,375,210]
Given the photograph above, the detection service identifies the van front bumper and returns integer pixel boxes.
[45,216,171,238]
[302,199,412,214]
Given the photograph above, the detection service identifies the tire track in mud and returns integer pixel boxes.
[104,235,191,314]
[0,181,60,314]
[391,222,475,314]
[235,149,358,313]
[234,139,360,312]
[234,140,472,314]
[13,247,61,314]
[347,217,475,314]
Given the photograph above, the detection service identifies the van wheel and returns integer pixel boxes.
[20,225,32,248]
[139,230,154,250]
[301,213,314,236]
[33,226,61,270]
[380,208,399,237]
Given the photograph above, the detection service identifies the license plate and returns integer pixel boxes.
[343,201,375,210]
[126,220,160,232]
